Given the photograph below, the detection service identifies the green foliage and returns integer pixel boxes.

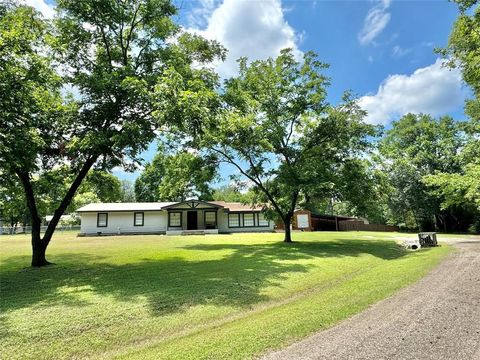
[0,172,27,227]
[68,170,123,211]
[443,1,480,108]
[120,179,136,202]
[212,185,255,203]
[204,49,376,240]
[83,171,122,203]
[378,114,474,231]
[424,0,480,232]
[0,4,66,173]
[135,146,218,202]
[0,168,122,226]
[424,164,480,211]
[334,159,388,223]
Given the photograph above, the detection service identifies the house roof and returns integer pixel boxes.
[76,202,176,212]
[76,200,264,213]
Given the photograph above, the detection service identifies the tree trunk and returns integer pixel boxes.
[15,169,51,266]
[283,216,292,243]
[16,155,97,267]
[42,156,96,245]
[31,233,50,267]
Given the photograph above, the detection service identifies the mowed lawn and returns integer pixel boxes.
[0,231,452,359]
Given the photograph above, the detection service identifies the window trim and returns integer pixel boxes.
[242,212,255,227]
[133,212,144,227]
[97,212,108,227]
[228,213,241,228]
[204,210,217,228]
[168,211,182,227]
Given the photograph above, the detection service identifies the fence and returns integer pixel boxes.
[338,221,399,232]
[0,225,81,235]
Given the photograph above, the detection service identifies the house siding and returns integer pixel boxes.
[80,211,168,235]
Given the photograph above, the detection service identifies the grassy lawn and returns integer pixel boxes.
[0,231,454,359]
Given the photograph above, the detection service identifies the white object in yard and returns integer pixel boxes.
[297,214,309,229]
[404,238,421,250]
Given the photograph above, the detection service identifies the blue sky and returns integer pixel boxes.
[29,0,467,184]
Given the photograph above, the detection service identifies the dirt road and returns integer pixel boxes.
[262,238,480,360]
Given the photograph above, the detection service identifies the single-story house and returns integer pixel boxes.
[76,200,274,236]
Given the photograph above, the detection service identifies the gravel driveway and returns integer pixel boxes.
[262,237,480,360]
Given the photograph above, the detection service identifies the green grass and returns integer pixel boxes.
[0,231,455,359]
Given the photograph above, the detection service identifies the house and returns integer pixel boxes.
[76,200,274,236]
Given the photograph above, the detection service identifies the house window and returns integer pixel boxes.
[258,213,269,226]
[97,213,108,227]
[243,213,255,227]
[168,212,182,227]
[204,211,217,228]
[134,212,144,226]
[228,213,240,227]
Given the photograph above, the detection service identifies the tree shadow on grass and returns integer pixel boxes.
[0,238,410,322]
[182,238,409,261]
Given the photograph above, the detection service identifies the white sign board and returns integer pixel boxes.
[297,214,309,228]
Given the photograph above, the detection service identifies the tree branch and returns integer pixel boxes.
[42,154,98,245]
[209,146,286,221]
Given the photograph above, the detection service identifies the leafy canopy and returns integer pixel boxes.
[135,146,218,202]
[203,49,376,240]
[425,0,480,222]
[378,113,470,230]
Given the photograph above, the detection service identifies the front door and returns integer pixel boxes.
[187,211,198,230]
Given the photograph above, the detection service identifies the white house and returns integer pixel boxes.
[76,200,274,235]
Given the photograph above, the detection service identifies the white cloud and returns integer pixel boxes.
[23,0,55,18]
[188,0,302,78]
[358,0,391,46]
[359,59,465,125]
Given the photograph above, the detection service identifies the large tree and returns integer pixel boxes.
[0,1,224,266]
[203,49,376,242]
[135,146,218,202]
[424,0,480,230]
[377,113,474,231]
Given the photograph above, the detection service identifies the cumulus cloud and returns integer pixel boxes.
[188,0,302,78]
[358,0,391,45]
[359,59,465,125]
[23,0,55,18]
